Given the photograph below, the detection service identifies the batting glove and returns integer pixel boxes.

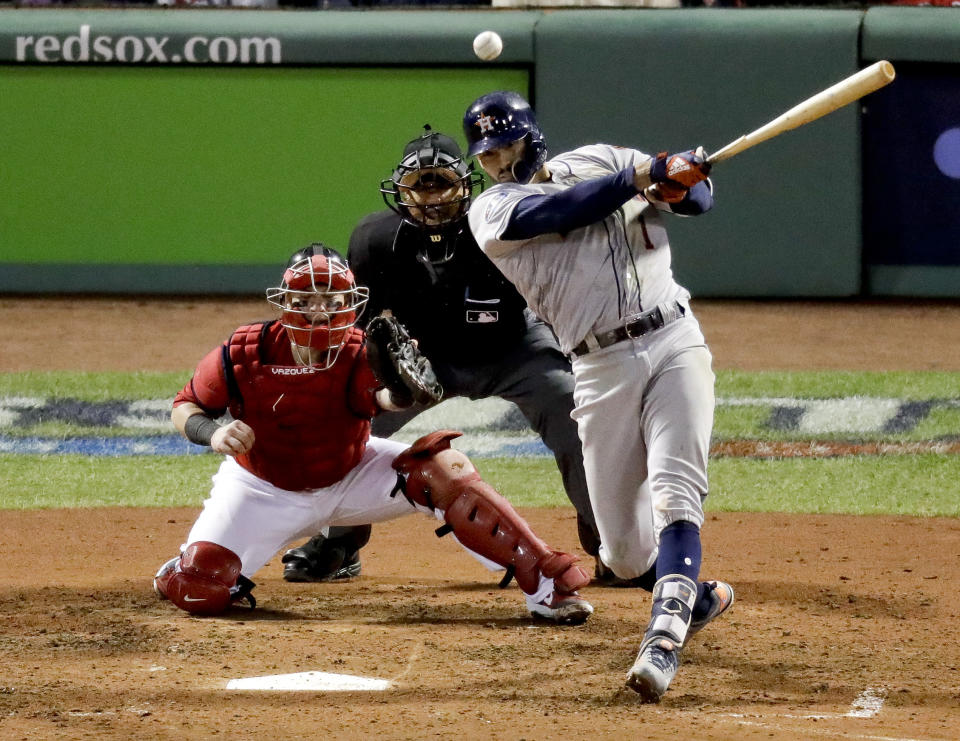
[650,147,711,189]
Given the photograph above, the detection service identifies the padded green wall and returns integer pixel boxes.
[0,65,528,291]
[0,9,536,292]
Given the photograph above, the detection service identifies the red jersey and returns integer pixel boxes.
[174,321,382,491]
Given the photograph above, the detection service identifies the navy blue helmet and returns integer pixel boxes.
[462,91,547,184]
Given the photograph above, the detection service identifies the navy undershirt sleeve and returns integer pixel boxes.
[501,166,640,240]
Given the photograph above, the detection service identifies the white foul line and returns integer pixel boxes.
[846,687,886,718]
[715,686,935,741]
[725,718,929,741]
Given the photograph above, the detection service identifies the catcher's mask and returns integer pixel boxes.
[380,125,483,262]
[266,253,369,370]
[463,91,547,185]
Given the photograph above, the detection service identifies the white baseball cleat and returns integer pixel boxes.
[626,636,680,703]
[528,592,594,625]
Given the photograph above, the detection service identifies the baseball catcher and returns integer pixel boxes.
[153,246,593,625]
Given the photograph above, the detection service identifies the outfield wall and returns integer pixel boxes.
[0,8,957,297]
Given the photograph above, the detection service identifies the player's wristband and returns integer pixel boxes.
[183,414,221,446]
[376,387,413,412]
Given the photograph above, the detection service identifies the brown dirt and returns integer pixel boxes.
[2,296,959,372]
[1,296,959,740]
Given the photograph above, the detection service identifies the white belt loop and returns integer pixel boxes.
[581,333,602,352]
[658,300,685,324]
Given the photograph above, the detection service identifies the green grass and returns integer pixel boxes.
[4,453,958,517]
[0,371,189,400]
[708,454,960,517]
[1,422,173,439]
[711,404,960,443]
[2,368,959,516]
[716,369,960,399]
[3,368,959,401]
[0,453,217,509]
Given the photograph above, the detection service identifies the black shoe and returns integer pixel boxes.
[282,545,361,583]
[593,559,648,588]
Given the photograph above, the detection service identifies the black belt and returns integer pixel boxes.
[571,302,684,358]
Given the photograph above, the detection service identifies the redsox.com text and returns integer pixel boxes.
[15,24,282,64]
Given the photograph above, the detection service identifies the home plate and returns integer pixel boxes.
[226,671,391,691]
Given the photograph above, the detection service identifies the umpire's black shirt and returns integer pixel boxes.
[347,210,529,365]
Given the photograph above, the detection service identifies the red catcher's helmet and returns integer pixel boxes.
[265,253,369,369]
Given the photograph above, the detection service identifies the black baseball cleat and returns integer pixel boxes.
[593,559,650,588]
[281,547,361,583]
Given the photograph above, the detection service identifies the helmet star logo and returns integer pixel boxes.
[477,114,495,133]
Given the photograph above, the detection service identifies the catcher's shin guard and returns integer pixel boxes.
[154,541,247,616]
[392,430,590,596]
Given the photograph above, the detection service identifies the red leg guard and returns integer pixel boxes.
[156,541,242,616]
[393,431,591,596]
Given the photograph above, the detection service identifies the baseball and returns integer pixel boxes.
[473,31,503,62]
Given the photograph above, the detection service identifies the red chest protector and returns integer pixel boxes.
[225,322,373,491]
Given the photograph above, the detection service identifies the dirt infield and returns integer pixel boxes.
[2,296,960,372]
[1,297,959,740]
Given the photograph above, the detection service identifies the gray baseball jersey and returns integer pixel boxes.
[469,144,692,355]
[469,142,714,580]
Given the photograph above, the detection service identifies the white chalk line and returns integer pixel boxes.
[715,686,935,741]
[720,717,928,741]
[388,638,423,685]
[847,687,887,718]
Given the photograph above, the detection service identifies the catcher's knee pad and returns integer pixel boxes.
[158,541,242,616]
[393,431,589,596]
[392,430,474,511]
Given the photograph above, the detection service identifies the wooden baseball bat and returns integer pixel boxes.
[707,60,896,164]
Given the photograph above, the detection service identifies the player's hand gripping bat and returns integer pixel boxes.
[707,60,896,165]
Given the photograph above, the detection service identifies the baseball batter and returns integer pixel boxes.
[153,248,593,625]
[463,91,734,701]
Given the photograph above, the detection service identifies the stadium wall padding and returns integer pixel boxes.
[0,8,957,297]
[860,8,960,298]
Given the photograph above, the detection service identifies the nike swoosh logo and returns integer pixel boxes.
[183,595,204,602]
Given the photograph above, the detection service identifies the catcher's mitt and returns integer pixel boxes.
[365,315,443,407]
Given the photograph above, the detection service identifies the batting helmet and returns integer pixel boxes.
[266,252,369,370]
[380,125,483,238]
[462,91,547,184]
